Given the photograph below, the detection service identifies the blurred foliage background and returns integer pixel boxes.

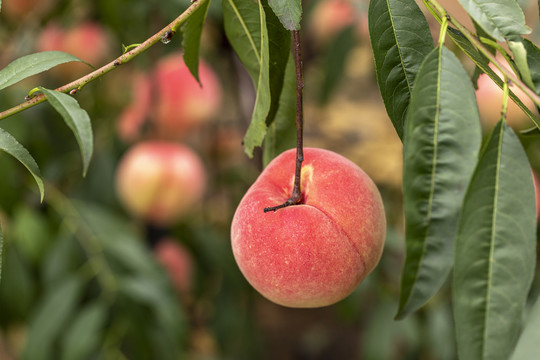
[0,0,539,359]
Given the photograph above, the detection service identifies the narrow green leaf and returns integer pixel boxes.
[223,0,271,157]
[60,301,108,360]
[0,127,44,201]
[40,87,93,177]
[397,46,482,319]
[266,0,302,30]
[263,54,296,166]
[0,51,84,91]
[523,39,540,94]
[453,120,536,360]
[262,0,291,126]
[457,0,530,42]
[23,275,85,360]
[368,0,434,140]
[181,0,211,82]
[508,37,535,90]
[511,295,540,360]
[448,27,540,129]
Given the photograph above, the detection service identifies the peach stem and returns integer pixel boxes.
[264,30,304,213]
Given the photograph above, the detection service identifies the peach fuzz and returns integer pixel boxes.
[152,53,222,138]
[231,148,386,308]
[115,141,206,226]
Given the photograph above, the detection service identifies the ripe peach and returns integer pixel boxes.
[155,238,194,294]
[231,148,386,308]
[151,53,222,138]
[115,141,206,226]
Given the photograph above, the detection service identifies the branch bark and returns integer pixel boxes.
[0,0,209,121]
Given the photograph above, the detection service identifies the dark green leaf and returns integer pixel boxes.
[457,0,530,42]
[60,301,108,360]
[40,87,93,177]
[453,121,536,360]
[0,51,84,91]
[511,295,540,360]
[448,27,540,129]
[263,54,296,166]
[368,0,434,140]
[0,127,44,201]
[266,0,302,30]
[508,37,535,89]
[23,275,85,360]
[262,0,291,126]
[223,0,271,157]
[397,46,482,319]
[181,0,211,82]
[523,39,540,94]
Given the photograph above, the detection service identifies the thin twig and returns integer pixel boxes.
[264,30,304,213]
[0,0,209,121]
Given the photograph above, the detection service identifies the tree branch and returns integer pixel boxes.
[0,0,209,121]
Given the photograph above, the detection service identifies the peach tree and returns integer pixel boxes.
[0,0,539,358]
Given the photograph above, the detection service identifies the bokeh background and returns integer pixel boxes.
[0,0,539,359]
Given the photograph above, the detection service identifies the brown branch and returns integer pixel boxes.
[0,0,208,121]
[264,30,304,213]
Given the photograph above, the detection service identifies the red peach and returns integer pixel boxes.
[155,238,194,294]
[152,53,222,138]
[115,141,206,225]
[231,148,386,308]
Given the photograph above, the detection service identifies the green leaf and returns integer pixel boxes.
[508,37,535,90]
[397,46,482,319]
[0,127,44,201]
[262,0,291,126]
[0,51,84,91]
[511,295,540,360]
[223,0,271,157]
[266,0,302,30]
[453,120,536,360]
[448,27,540,129]
[181,0,211,83]
[60,300,108,360]
[40,87,93,177]
[23,275,85,360]
[523,39,540,94]
[368,0,434,140]
[457,0,530,42]
[263,54,296,166]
